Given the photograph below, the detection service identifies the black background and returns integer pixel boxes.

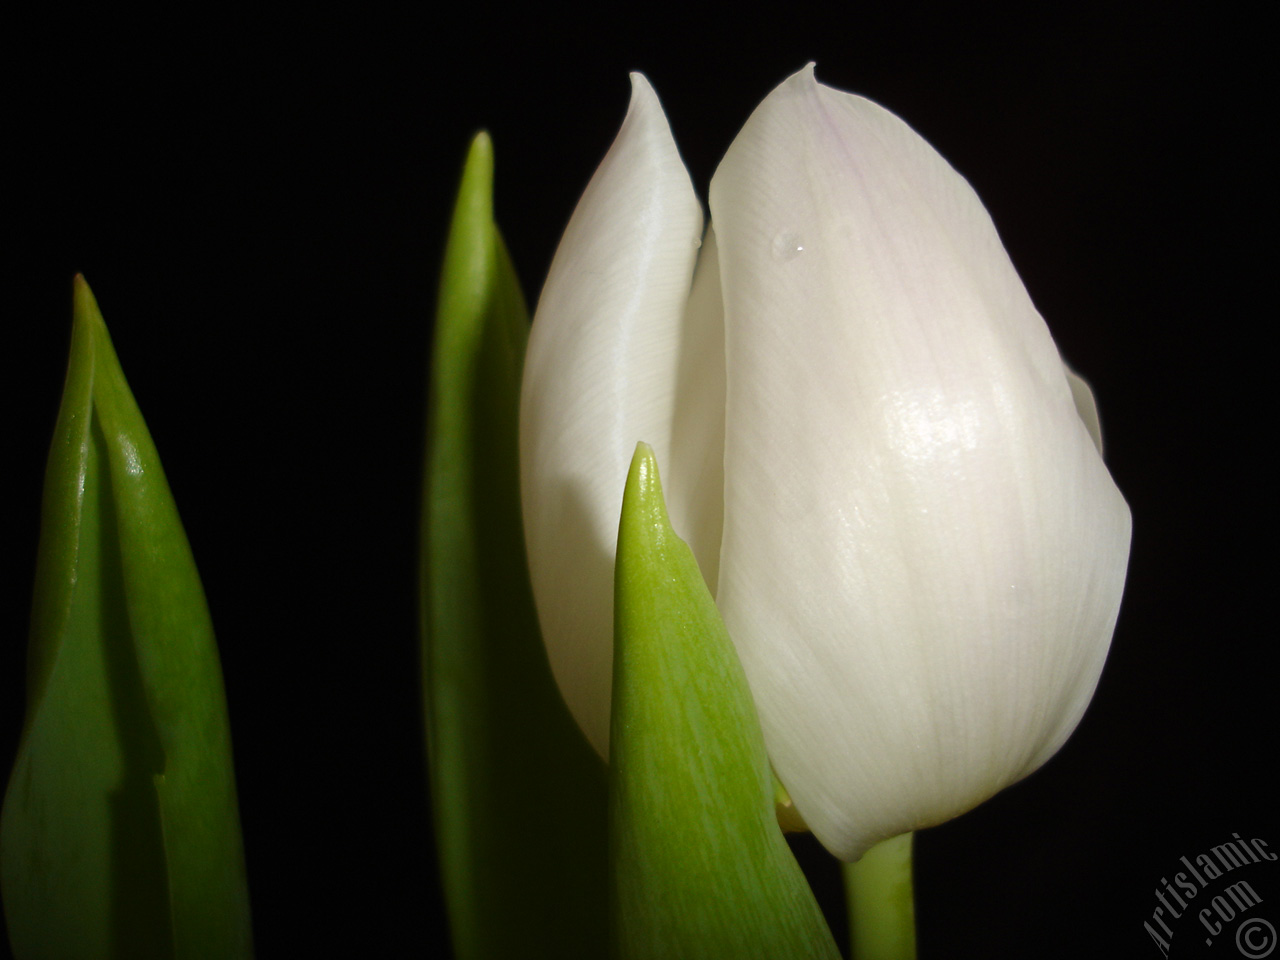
[4,6,1272,958]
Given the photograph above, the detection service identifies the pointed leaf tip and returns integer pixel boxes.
[462,129,494,185]
[72,272,101,326]
[422,133,607,959]
[610,445,839,960]
[625,441,668,534]
[2,280,253,959]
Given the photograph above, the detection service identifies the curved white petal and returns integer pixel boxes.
[520,74,706,756]
[665,223,726,594]
[1065,365,1104,455]
[709,66,1132,859]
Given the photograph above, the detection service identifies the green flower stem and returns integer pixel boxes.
[842,832,917,960]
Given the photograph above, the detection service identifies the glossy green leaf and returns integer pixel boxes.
[1,277,253,959]
[421,133,608,960]
[609,443,840,960]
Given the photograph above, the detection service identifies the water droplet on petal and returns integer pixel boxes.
[771,231,805,262]
[692,235,703,249]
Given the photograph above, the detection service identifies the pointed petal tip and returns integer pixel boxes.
[724,63,825,146]
[609,73,679,163]
[784,61,819,90]
[627,71,654,93]
[624,72,663,120]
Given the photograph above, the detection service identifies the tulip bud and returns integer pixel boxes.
[520,66,1131,860]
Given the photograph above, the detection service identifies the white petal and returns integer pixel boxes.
[520,74,706,756]
[1065,365,1104,455]
[709,66,1131,859]
[665,223,726,595]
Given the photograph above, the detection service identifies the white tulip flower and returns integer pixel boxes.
[519,65,1131,861]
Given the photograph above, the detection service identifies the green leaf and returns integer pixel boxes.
[1,277,253,959]
[421,133,609,960]
[609,443,840,960]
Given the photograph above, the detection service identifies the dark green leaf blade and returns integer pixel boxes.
[610,443,840,960]
[1,277,253,960]
[421,133,608,960]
